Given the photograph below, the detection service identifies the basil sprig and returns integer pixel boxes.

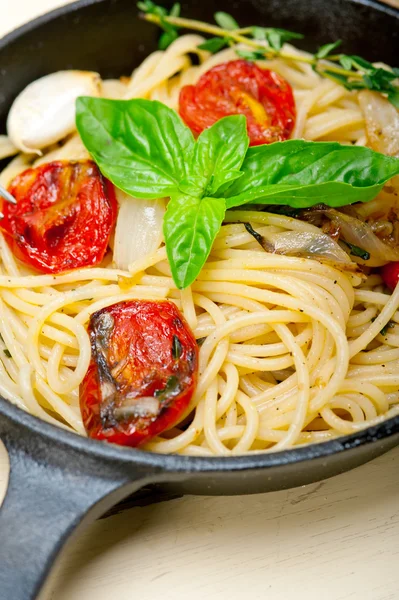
[76,97,399,289]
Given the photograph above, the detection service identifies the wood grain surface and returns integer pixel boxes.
[1,1,399,599]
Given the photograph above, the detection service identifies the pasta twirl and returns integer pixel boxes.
[1,36,399,455]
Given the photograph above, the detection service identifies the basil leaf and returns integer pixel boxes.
[223,140,399,209]
[178,175,207,196]
[214,11,239,30]
[164,195,226,288]
[76,97,194,198]
[316,40,342,59]
[191,115,248,196]
[198,37,228,53]
[210,170,243,196]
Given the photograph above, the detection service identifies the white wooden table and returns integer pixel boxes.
[1,1,399,598]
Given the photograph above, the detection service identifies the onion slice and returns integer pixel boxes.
[113,188,165,270]
[310,207,399,262]
[244,222,357,270]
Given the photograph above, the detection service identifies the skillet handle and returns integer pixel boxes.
[0,423,155,600]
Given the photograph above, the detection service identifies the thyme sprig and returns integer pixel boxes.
[138,2,399,108]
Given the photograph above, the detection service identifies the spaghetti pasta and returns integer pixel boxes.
[1,36,399,455]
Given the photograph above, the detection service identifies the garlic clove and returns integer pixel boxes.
[7,70,101,155]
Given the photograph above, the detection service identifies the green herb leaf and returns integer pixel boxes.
[223,141,399,209]
[380,321,395,336]
[339,55,353,70]
[191,115,248,196]
[363,68,398,91]
[262,205,302,217]
[268,28,303,51]
[251,27,303,51]
[322,70,353,89]
[388,90,399,110]
[341,240,370,260]
[251,26,267,41]
[214,11,239,30]
[164,194,226,288]
[178,175,207,197]
[76,97,195,198]
[3,349,11,358]
[154,375,180,398]
[350,55,374,71]
[159,28,178,49]
[236,49,265,61]
[77,97,399,289]
[137,0,167,16]
[172,334,182,359]
[316,40,342,59]
[169,2,181,17]
[197,37,228,53]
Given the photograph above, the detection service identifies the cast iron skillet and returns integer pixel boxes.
[0,0,398,598]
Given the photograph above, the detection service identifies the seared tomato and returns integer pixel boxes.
[2,160,117,273]
[179,59,296,146]
[80,300,198,447]
[381,262,399,290]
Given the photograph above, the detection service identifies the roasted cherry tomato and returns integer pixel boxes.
[80,300,198,447]
[381,262,399,290]
[179,59,296,146]
[2,160,117,273]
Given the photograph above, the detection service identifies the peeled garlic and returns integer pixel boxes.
[7,70,101,155]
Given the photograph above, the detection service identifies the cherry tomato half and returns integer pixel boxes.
[381,262,399,290]
[179,59,296,146]
[80,300,198,447]
[2,160,117,273]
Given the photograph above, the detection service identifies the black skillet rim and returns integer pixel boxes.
[0,0,399,474]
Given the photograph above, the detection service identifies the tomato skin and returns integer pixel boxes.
[179,59,296,146]
[80,300,198,447]
[381,262,399,290]
[2,160,117,273]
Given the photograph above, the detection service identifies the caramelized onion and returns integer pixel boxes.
[309,207,399,263]
[244,222,357,269]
